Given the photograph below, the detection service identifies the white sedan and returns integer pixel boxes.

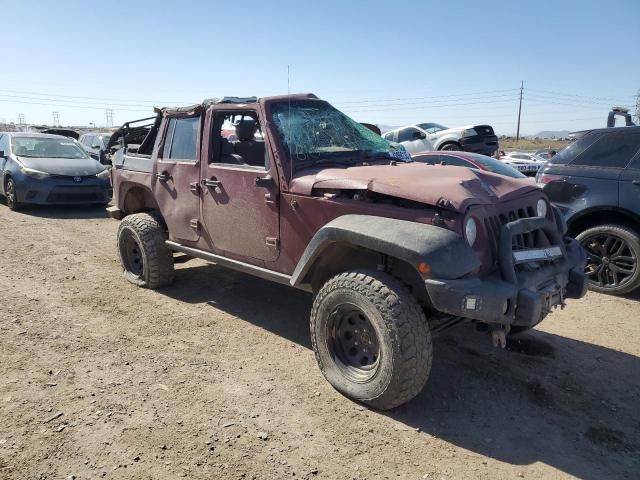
[500,152,547,176]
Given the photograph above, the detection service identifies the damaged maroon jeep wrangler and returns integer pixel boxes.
[107,94,587,409]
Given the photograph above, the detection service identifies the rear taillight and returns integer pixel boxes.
[536,172,564,186]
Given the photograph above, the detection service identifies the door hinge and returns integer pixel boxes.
[190,219,200,231]
[190,181,200,194]
[265,237,279,248]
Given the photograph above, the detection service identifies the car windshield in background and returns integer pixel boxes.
[417,123,448,133]
[101,135,112,145]
[12,137,88,159]
[462,153,526,178]
[270,100,409,170]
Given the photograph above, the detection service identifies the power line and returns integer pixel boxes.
[527,88,634,104]
[0,88,189,105]
[333,88,520,105]
[341,97,521,114]
[0,98,151,112]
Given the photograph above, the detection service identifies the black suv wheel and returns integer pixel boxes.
[310,270,432,410]
[577,224,640,295]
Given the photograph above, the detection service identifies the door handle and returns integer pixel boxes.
[632,179,640,185]
[156,171,170,181]
[255,175,273,187]
[201,178,222,188]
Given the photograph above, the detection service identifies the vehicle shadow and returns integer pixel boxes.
[8,204,110,220]
[161,262,640,479]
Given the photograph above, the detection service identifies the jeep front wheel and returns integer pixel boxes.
[310,270,432,410]
[117,212,174,288]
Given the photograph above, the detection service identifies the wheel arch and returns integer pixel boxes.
[568,207,640,237]
[290,215,480,306]
[119,183,160,217]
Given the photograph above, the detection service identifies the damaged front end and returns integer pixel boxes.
[424,197,587,334]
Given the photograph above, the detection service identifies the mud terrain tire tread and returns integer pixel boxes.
[310,269,432,410]
[117,212,174,289]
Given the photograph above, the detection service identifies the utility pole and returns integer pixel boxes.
[515,80,523,144]
[105,109,114,127]
[52,111,60,127]
[18,113,25,125]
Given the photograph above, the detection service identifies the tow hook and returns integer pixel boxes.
[490,326,510,349]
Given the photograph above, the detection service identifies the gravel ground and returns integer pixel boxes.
[0,204,639,480]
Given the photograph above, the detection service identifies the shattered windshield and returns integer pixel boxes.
[270,100,410,170]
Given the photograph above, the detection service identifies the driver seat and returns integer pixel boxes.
[233,119,265,167]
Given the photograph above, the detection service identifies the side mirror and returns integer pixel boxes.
[0,150,5,158]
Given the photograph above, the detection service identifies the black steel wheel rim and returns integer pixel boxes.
[581,233,637,289]
[121,229,144,278]
[6,180,16,207]
[327,304,381,383]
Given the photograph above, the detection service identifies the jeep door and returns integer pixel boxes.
[200,106,279,264]
[618,132,640,214]
[152,114,202,243]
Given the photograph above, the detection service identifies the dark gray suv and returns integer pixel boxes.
[538,126,640,295]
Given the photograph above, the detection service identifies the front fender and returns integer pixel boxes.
[290,214,480,287]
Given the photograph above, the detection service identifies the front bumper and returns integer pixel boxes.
[425,217,587,327]
[15,175,112,205]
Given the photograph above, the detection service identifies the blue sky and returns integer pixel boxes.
[2,0,639,134]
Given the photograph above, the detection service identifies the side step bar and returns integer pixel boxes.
[165,241,311,292]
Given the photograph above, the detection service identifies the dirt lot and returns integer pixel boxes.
[0,205,639,480]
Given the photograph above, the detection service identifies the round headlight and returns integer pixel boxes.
[464,217,478,246]
[536,199,548,217]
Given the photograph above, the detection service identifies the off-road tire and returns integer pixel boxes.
[5,177,20,211]
[440,142,462,151]
[576,224,640,295]
[310,270,432,410]
[117,212,174,288]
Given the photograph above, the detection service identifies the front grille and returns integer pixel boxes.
[47,193,102,202]
[483,206,550,259]
[476,125,495,136]
[50,175,96,182]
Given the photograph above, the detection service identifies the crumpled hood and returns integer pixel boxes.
[291,162,539,211]
[17,156,104,176]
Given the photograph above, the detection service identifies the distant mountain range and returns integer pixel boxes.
[530,130,572,139]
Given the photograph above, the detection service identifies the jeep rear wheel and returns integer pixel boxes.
[310,270,432,410]
[117,212,174,288]
[577,224,640,295]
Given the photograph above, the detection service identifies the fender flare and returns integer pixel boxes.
[290,214,480,288]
